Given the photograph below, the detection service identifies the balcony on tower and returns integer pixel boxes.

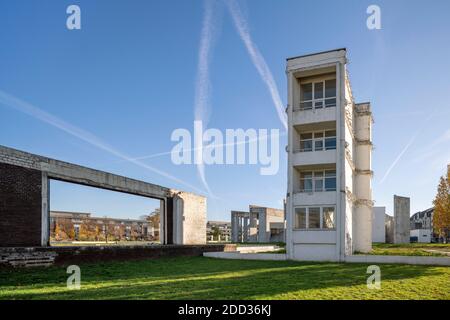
[290,64,338,126]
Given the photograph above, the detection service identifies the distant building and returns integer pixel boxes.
[50,210,160,243]
[410,229,432,243]
[409,207,450,243]
[206,221,231,242]
[410,208,434,243]
[410,208,433,230]
[231,205,285,243]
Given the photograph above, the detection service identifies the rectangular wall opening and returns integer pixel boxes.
[49,179,162,247]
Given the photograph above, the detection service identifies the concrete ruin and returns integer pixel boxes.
[231,206,285,243]
[231,211,250,242]
[385,214,395,243]
[0,145,206,247]
[394,195,410,244]
[372,206,386,243]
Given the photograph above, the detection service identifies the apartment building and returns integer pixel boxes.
[206,220,231,242]
[50,210,160,243]
[286,49,373,261]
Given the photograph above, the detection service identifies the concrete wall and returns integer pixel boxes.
[385,214,394,243]
[251,206,284,243]
[372,207,386,243]
[394,195,410,244]
[0,145,169,199]
[0,145,206,247]
[232,207,284,243]
[173,191,206,245]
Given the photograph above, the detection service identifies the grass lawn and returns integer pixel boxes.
[0,257,449,300]
[367,243,450,257]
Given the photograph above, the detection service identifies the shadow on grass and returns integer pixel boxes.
[0,257,447,300]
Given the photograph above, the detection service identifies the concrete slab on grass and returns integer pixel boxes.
[204,251,287,261]
[346,254,450,266]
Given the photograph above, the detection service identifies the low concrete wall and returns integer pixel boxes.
[236,246,278,253]
[203,251,287,261]
[345,254,450,266]
[0,244,237,267]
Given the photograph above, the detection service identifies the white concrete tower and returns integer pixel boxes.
[285,49,373,262]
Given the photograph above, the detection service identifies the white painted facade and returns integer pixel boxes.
[286,49,373,261]
[410,229,432,243]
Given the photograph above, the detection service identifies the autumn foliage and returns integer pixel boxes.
[432,166,450,242]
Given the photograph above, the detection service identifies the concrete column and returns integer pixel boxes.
[41,172,50,246]
[159,199,166,244]
[336,61,345,261]
[286,70,295,259]
[258,210,268,243]
[394,195,410,244]
[353,104,373,254]
[243,217,248,242]
[172,196,183,244]
[231,212,238,242]
[249,212,259,242]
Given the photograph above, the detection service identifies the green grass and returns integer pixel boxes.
[366,243,450,257]
[1,257,449,300]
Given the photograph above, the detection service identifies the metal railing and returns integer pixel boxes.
[294,187,337,194]
[293,98,337,111]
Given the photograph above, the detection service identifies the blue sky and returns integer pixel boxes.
[1,0,449,220]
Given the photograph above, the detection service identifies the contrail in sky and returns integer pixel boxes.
[379,111,435,184]
[119,131,287,162]
[194,0,221,197]
[0,90,206,194]
[379,133,419,185]
[226,0,287,130]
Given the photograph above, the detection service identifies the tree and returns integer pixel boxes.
[211,226,221,241]
[432,167,450,243]
[52,223,61,241]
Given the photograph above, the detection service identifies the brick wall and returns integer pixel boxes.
[0,244,237,267]
[0,163,42,246]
